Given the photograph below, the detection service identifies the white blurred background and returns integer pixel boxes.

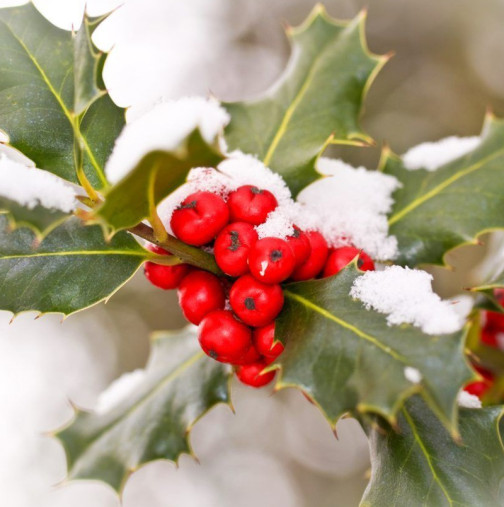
[1,0,504,505]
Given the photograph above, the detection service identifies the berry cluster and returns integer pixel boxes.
[465,289,504,400]
[144,186,375,387]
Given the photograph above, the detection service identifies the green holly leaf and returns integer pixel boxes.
[224,5,387,196]
[93,130,224,235]
[0,3,125,188]
[55,328,231,493]
[361,396,504,507]
[0,197,69,239]
[469,265,504,313]
[273,263,475,433]
[385,115,504,267]
[0,215,147,316]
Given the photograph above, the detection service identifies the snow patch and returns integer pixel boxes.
[297,158,401,260]
[404,367,422,384]
[105,96,230,184]
[349,266,464,335]
[0,155,76,212]
[94,369,146,414]
[402,136,481,171]
[457,390,482,409]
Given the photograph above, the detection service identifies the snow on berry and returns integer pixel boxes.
[402,136,481,171]
[0,154,76,212]
[105,97,230,184]
[297,158,401,261]
[457,390,482,409]
[349,266,465,335]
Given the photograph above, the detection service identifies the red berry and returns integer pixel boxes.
[170,191,229,246]
[236,361,276,388]
[232,345,262,366]
[323,246,374,278]
[253,322,284,360]
[144,245,191,290]
[286,226,311,267]
[177,270,226,325]
[230,275,284,327]
[227,185,278,225]
[464,381,491,399]
[198,310,252,363]
[214,222,258,277]
[248,237,296,284]
[482,310,504,332]
[291,231,329,281]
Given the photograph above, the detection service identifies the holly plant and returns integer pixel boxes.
[1,3,504,506]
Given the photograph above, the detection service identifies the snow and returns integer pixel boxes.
[105,97,230,184]
[457,390,482,409]
[402,136,481,171]
[404,367,422,384]
[349,266,464,335]
[94,369,146,414]
[297,158,401,260]
[0,154,76,212]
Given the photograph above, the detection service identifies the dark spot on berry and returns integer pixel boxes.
[357,257,364,268]
[290,227,300,238]
[250,186,263,195]
[209,350,218,359]
[244,297,256,310]
[228,230,241,252]
[270,249,283,262]
[179,200,197,210]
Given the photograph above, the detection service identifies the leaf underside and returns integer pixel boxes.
[56,329,231,492]
[224,5,385,196]
[0,3,124,188]
[0,215,147,316]
[361,396,504,507]
[385,115,504,268]
[274,263,474,432]
[94,130,224,234]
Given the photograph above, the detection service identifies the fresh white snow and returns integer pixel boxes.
[297,158,401,261]
[402,136,481,171]
[403,367,422,384]
[457,390,482,409]
[349,266,464,335]
[0,154,76,212]
[105,97,230,184]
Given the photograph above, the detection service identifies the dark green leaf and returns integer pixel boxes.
[0,197,68,238]
[274,263,475,432]
[0,3,125,188]
[55,328,231,492]
[224,5,386,196]
[0,215,147,316]
[361,396,504,507]
[385,115,504,267]
[93,129,224,234]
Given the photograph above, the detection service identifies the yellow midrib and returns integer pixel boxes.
[389,146,504,226]
[3,21,107,187]
[284,290,407,362]
[402,407,455,506]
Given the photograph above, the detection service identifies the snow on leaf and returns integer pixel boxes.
[55,328,231,493]
[349,266,464,335]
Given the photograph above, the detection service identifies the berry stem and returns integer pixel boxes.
[128,222,223,275]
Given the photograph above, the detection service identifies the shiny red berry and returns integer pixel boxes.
[232,345,262,366]
[170,191,229,246]
[323,246,375,278]
[248,237,295,284]
[144,245,191,289]
[214,222,258,277]
[229,274,284,327]
[464,380,491,399]
[236,361,276,388]
[253,322,284,360]
[198,310,252,363]
[177,270,226,325]
[291,231,329,281]
[286,226,311,267]
[227,185,278,225]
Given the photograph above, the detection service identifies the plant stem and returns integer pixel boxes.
[128,222,223,276]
